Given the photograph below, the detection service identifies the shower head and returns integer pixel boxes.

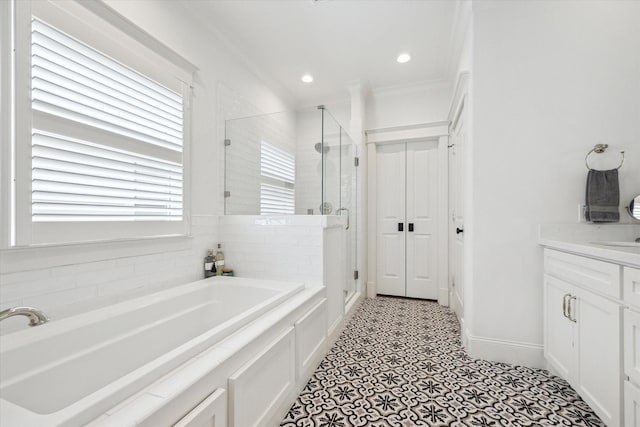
[314,142,330,154]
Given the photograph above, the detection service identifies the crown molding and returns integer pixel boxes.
[370,78,451,98]
[176,2,296,108]
[445,0,473,84]
[295,94,351,111]
[447,71,470,124]
[346,79,371,97]
[365,121,450,145]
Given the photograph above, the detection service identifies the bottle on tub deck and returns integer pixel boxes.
[204,249,216,278]
[215,243,225,276]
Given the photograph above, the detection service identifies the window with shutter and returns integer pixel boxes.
[260,141,295,215]
[31,19,183,223]
[11,1,194,245]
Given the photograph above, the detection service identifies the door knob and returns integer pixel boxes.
[398,223,404,232]
[456,227,464,234]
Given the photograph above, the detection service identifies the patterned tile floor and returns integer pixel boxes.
[281,296,604,427]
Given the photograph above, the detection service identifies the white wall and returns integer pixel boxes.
[366,82,452,130]
[0,0,293,331]
[324,100,351,131]
[466,0,640,366]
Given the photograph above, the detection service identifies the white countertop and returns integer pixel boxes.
[539,223,640,267]
[539,237,640,268]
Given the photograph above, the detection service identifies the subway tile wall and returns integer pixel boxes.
[0,215,330,334]
[0,215,219,334]
[225,112,296,215]
[218,215,324,284]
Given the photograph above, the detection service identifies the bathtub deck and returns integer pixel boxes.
[280,296,603,426]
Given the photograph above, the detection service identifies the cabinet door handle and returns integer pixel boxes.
[408,223,414,232]
[562,294,570,319]
[398,222,404,232]
[569,296,577,322]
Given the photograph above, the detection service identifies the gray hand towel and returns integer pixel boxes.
[585,169,620,223]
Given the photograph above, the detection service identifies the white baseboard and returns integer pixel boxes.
[366,281,376,298]
[459,319,468,347]
[464,329,545,368]
[327,315,344,348]
[545,362,561,378]
[345,291,363,322]
[438,287,449,306]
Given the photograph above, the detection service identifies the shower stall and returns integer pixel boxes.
[224,106,358,301]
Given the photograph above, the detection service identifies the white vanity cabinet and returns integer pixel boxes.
[543,249,623,427]
[624,308,640,427]
[543,274,575,380]
[624,267,640,427]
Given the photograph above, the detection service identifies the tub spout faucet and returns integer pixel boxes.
[0,306,49,327]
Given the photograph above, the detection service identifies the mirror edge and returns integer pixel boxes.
[628,195,640,222]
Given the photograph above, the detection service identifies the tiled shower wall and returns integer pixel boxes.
[219,83,297,215]
[224,113,297,215]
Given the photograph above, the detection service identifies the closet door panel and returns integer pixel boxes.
[406,141,438,300]
[408,234,434,292]
[376,144,406,297]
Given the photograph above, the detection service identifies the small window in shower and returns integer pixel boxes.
[260,141,295,215]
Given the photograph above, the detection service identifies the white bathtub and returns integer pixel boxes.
[0,276,304,426]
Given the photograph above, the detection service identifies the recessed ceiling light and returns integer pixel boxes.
[397,53,411,64]
[301,74,314,83]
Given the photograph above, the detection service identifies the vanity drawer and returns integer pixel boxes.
[624,267,640,310]
[544,249,621,299]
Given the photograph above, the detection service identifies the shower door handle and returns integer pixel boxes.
[336,208,349,230]
[398,223,404,232]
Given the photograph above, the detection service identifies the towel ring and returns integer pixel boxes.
[585,144,625,170]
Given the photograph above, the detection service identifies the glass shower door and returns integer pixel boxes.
[321,108,358,302]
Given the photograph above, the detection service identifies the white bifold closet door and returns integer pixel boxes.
[377,143,406,296]
[376,141,438,299]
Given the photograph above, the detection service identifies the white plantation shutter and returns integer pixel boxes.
[31,19,184,152]
[260,184,294,215]
[31,132,183,222]
[260,142,294,215]
[30,19,183,223]
[260,141,295,183]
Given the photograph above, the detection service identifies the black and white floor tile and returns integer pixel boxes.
[281,296,604,427]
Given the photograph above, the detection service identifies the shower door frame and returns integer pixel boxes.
[320,106,359,305]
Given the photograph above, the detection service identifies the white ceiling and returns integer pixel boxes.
[183,1,458,106]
